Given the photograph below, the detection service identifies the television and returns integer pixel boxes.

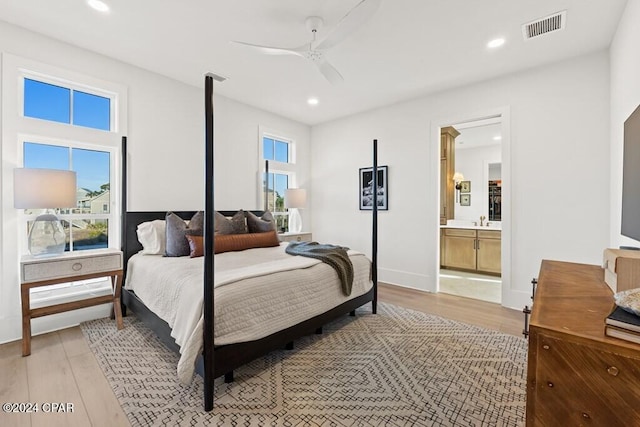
[621,104,640,243]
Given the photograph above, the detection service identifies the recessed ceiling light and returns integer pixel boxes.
[307,97,319,106]
[487,38,505,49]
[493,136,502,141]
[87,0,109,13]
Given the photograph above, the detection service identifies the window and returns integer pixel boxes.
[260,131,296,232]
[12,62,124,255]
[23,141,112,252]
[24,78,112,131]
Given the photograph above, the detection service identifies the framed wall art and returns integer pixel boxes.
[359,166,388,210]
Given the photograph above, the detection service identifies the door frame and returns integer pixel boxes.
[431,106,514,307]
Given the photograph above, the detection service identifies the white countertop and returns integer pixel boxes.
[440,225,501,231]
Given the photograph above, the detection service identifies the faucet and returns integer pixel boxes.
[479,215,486,227]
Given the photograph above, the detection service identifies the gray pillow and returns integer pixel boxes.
[165,211,204,257]
[247,210,276,233]
[215,210,247,235]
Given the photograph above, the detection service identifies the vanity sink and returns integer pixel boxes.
[443,220,501,230]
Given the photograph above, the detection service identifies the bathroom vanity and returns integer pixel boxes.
[440,225,501,275]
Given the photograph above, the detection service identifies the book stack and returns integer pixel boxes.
[605,306,640,344]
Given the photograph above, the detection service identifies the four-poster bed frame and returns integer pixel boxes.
[120,74,379,411]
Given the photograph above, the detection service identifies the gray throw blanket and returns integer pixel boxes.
[285,241,354,296]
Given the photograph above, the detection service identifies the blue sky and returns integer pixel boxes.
[23,78,110,192]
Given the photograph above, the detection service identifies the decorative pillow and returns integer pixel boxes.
[215,210,247,235]
[185,234,204,258]
[214,230,280,254]
[136,220,166,255]
[246,211,276,233]
[165,211,204,257]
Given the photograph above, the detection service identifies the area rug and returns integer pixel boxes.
[81,303,527,426]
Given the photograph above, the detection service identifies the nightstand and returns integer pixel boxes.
[20,248,124,356]
[279,232,313,243]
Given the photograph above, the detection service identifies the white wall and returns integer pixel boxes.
[610,0,640,249]
[0,21,311,343]
[311,51,610,309]
[454,144,501,222]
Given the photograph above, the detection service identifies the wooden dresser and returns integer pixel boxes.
[527,260,640,425]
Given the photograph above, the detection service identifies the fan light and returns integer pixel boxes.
[487,38,505,48]
[87,0,109,13]
[307,97,319,106]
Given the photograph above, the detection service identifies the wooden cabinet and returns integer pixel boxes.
[476,230,501,274]
[527,260,640,426]
[440,126,459,225]
[441,228,501,275]
[441,228,476,270]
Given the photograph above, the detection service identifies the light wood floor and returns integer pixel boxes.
[0,283,523,426]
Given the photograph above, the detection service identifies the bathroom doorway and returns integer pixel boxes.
[438,116,504,304]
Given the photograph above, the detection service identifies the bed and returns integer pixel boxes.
[120,74,380,411]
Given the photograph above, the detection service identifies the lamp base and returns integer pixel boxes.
[288,209,302,233]
[28,213,67,257]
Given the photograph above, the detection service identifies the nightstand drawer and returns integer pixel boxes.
[279,232,312,243]
[22,252,123,283]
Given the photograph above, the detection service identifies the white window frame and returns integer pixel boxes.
[21,70,118,131]
[2,54,127,304]
[18,136,118,251]
[7,55,127,256]
[258,126,298,221]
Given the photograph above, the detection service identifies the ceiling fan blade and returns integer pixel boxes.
[231,40,304,57]
[316,59,344,85]
[315,0,382,50]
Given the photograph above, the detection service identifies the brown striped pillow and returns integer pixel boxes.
[186,231,280,257]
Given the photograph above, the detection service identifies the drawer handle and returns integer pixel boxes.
[542,345,550,350]
[72,262,83,272]
[607,366,620,376]
[296,236,301,241]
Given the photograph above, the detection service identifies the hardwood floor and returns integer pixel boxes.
[0,283,524,426]
[0,326,129,427]
[379,282,523,336]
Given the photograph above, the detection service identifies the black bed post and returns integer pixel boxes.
[372,139,378,314]
[264,160,269,211]
[121,136,128,316]
[203,73,216,411]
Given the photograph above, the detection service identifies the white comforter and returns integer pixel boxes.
[124,243,372,383]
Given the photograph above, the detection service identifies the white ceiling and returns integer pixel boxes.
[456,123,502,151]
[0,0,628,125]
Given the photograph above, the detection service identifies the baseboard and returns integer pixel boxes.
[378,268,434,292]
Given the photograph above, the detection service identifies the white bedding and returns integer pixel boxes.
[124,243,372,383]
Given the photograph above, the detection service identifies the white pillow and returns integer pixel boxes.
[136,220,166,255]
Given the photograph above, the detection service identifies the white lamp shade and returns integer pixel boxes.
[14,168,77,209]
[452,172,464,183]
[284,188,307,209]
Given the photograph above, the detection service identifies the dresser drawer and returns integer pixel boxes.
[22,252,123,283]
[443,228,476,238]
[477,230,501,239]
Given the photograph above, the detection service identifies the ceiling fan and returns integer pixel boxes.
[231,0,383,84]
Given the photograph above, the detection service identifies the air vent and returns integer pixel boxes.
[522,11,566,40]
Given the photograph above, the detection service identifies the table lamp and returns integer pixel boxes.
[14,168,77,256]
[284,188,307,233]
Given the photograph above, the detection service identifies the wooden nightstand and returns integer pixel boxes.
[20,248,124,356]
[278,232,313,243]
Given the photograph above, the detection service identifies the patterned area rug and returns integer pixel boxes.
[81,303,527,426]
